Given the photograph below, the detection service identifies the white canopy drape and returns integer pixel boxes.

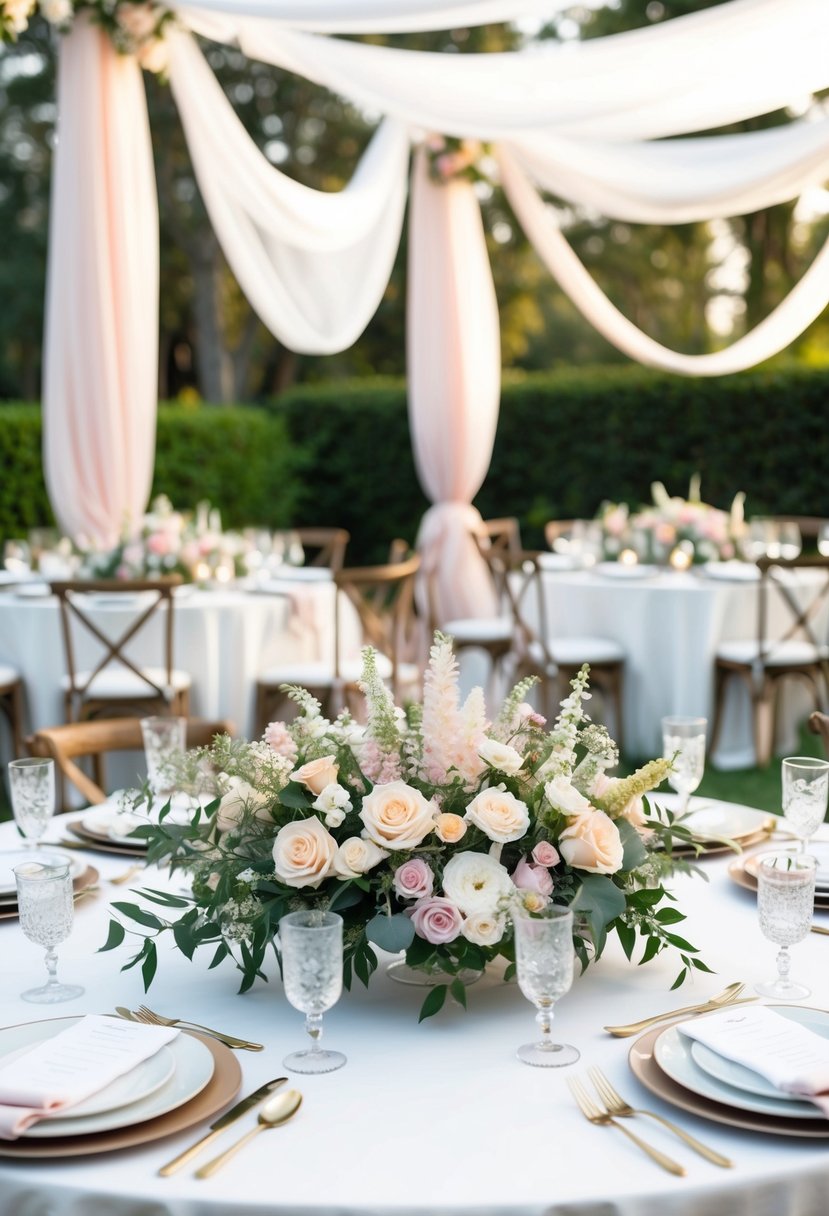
[42,0,829,610]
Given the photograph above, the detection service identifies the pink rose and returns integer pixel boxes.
[409,898,463,945]
[517,703,546,728]
[532,841,560,867]
[146,532,170,556]
[512,858,554,897]
[393,859,434,901]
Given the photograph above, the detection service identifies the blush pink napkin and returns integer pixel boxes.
[678,1005,829,1115]
[0,1015,178,1139]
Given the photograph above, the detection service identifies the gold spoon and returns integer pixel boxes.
[195,1090,303,1178]
[603,981,748,1038]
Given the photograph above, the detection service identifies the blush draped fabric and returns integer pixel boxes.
[43,18,158,549]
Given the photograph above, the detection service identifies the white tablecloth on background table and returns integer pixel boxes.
[530,566,826,768]
[0,803,828,1216]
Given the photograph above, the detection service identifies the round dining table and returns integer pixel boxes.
[0,800,828,1216]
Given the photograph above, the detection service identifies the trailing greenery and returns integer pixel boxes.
[2,364,828,561]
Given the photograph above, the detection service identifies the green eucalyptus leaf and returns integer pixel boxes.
[98,920,126,953]
[617,819,648,870]
[418,984,447,1022]
[365,913,415,954]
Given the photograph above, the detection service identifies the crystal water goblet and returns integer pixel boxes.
[513,905,579,1067]
[9,758,55,848]
[140,716,186,797]
[781,756,829,853]
[661,716,707,817]
[818,524,829,558]
[755,853,815,999]
[14,862,84,1003]
[778,522,802,561]
[280,910,346,1074]
[3,539,31,575]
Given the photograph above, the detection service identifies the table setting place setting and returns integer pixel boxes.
[1,644,829,1201]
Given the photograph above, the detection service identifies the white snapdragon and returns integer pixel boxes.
[312,782,353,829]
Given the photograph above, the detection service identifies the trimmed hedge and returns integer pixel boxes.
[2,365,828,562]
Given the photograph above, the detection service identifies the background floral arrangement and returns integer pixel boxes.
[1,0,172,72]
[425,134,495,187]
[104,635,707,1019]
[598,476,746,565]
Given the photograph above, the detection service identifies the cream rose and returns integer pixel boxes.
[333,836,388,879]
[465,787,530,844]
[272,816,337,889]
[559,810,624,875]
[544,775,593,818]
[441,851,514,916]
[359,781,436,850]
[434,812,467,844]
[462,911,506,947]
[478,739,524,775]
[290,755,339,796]
[215,777,274,833]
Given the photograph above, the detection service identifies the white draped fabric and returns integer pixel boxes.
[167,31,409,354]
[407,150,501,625]
[173,0,563,32]
[43,18,158,550]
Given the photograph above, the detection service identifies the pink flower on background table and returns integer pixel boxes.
[410,897,463,945]
[393,858,434,901]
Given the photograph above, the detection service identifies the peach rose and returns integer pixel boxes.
[215,777,274,833]
[465,787,530,844]
[619,795,647,829]
[434,812,467,844]
[559,810,624,875]
[290,755,339,796]
[359,781,436,850]
[332,836,388,879]
[272,816,337,889]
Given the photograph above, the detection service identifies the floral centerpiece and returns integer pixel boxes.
[2,0,173,72]
[598,476,745,565]
[104,635,706,1019]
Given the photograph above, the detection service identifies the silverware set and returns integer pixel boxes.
[114,1005,264,1052]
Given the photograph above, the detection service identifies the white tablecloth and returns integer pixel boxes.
[0,804,827,1216]
[532,567,824,767]
[0,580,348,745]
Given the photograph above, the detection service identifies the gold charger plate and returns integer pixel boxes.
[66,823,148,857]
[0,866,99,921]
[728,852,829,910]
[0,1030,241,1158]
[629,1022,829,1138]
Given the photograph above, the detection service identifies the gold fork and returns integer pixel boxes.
[603,982,753,1037]
[588,1067,733,1168]
[568,1077,686,1176]
[109,863,145,886]
[123,1005,263,1051]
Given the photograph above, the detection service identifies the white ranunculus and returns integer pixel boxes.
[441,851,513,916]
[272,816,337,889]
[544,775,593,818]
[478,738,524,775]
[312,782,353,828]
[462,911,506,947]
[465,787,530,844]
[333,836,388,879]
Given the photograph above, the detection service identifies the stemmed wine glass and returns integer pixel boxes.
[781,756,829,853]
[661,717,707,817]
[3,539,31,575]
[755,853,815,1000]
[280,910,346,1074]
[9,759,55,848]
[140,716,186,798]
[513,905,579,1067]
[14,861,84,1003]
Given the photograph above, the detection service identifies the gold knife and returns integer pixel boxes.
[157,1077,287,1176]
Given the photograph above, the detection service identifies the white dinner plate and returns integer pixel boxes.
[0,849,85,897]
[0,1018,216,1139]
[690,1041,805,1103]
[699,561,759,581]
[537,553,579,572]
[263,567,331,584]
[654,1006,828,1120]
[677,802,774,842]
[13,583,50,598]
[594,561,658,579]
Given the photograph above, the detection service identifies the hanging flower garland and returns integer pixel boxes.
[1,0,174,73]
[424,134,495,187]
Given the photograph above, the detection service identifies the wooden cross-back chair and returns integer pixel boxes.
[291,528,350,572]
[50,578,191,723]
[27,717,234,810]
[477,544,625,741]
[809,711,829,757]
[710,555,829,766]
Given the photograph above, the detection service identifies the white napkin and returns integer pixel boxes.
[0,1015,178,1138]
[678,1006,829,1114]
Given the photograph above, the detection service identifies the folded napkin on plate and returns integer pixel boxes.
[0,1014,178,1138]
[678,1005,829,1114]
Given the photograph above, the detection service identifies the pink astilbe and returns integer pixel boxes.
[453,686,487,786]
[421,633,485,787]
[359,738,402,784]
[264,721,298,764]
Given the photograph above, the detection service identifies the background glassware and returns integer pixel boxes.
[3,539,31,575]
[513,905,579,1067]
[781,756,829,852]
[756,852,815,999]
[9,758,55,847]
[280,910,346,1074]
[778,522,802,561]
[661,716,707,816]
[14,862,84,1003]
[742,518,776,562]
[818,523,829,558]
[140,716,186,796]
[285,531,305,567]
